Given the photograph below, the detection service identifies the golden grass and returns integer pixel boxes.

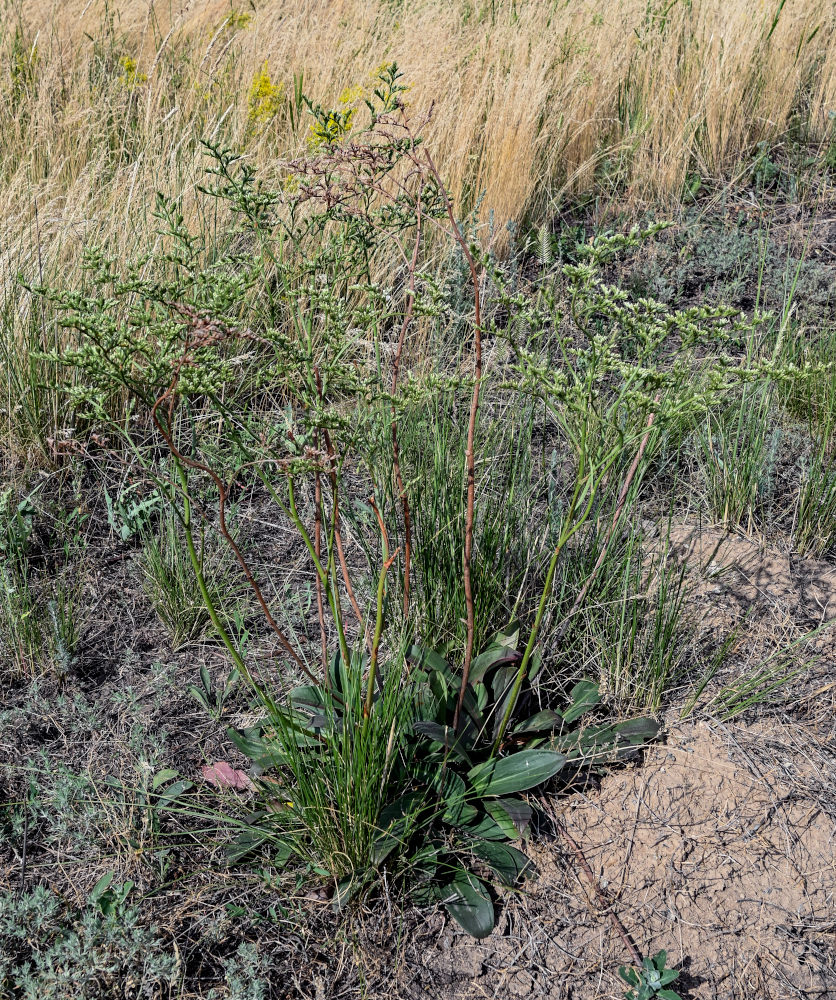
[3,0,835,261]
[1,0,835,459]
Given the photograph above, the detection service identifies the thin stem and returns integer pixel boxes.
[390,199,422,619]
[174,457,247,677]
[287,475,351,669]
[492,402,660,753]
[151,383,313,683]
[322,426,367,642]
[553,399,660,646]
[313,455,328,675]
[366,496,396,719]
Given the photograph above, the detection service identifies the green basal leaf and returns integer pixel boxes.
[489,663,519,740]
[151,767,179,789]
[437,770,471,826]
[484,797,532,839]
[469,749,567,797]
[156,779,193,807]
[467,813,512,841]
[413,721,473,764]
[513,709,562,734]
[560,679,600,724]
[470,840,532,884]
[469,637,520,686]
[474,681,489,713]
[406,643,451,676]
[441,869,495,939]
[288,684,328,710]
[225,827,279,865]
[374,791,427,864]
[226,724,280,773]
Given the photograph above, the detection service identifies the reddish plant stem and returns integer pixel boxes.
[540,797,643,967]
[423,150,482,733]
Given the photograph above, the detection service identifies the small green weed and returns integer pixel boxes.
[619,950,682,1000]
[105,481,163,542]
[0,561,45,678]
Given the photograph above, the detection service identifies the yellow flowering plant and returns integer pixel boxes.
[247,61,284,128]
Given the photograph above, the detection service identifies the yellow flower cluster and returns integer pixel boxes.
[119,56,147,89]
[220,9,252,30]
[339,84,363,106]
[247,62,284,126]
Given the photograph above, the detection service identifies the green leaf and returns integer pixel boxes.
[612,717,660,750]
[436,770,471,826]
[469,749,567,797]
[188,686,210,711]
[474,682,489,713]
[374,792,424,865]
[527,645,543,682]
[468,813,512,841]
[619,965,639,986]
[470,840,531,884]
[489,663,519,740]
[225,828,274,864]
[441,869,495,938]
[226,724,280,773]
[562,716,660,761]
[151,768,179,790]
[469,643,520,686]
[413,721,473,765]
[156,779,193,807]
[89,871,114,902]
[513,709,562,734]
[288,684,328,710]
[406,643,451,675]
[561,679,600,724]
[484,797,532,839]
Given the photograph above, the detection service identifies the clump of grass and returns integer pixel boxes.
[141,507,241,650]
[0,561,45,678]
[403,395,539,656]
[794,425,836,556]
[548,519,692,712]
[694,384,779,532]
[595,538,691,712]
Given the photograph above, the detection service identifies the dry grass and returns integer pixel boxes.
[2,0,835,260]
[1,0,835,461]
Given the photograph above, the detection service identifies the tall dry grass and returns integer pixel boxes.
[1,0,835,458]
